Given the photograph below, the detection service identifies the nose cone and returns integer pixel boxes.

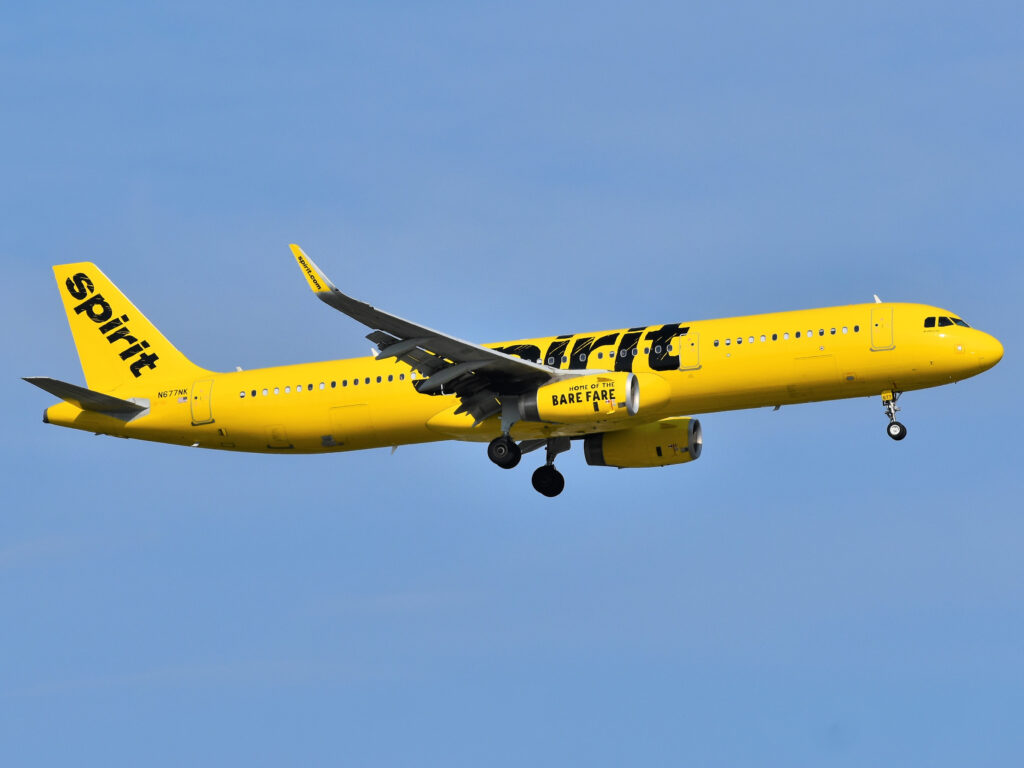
[975,332,1004,370]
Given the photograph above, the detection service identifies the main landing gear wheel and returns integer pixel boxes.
[531,437,571,497]
[487,435,521,469]
[887,421,907,441]
[532,465,565,497]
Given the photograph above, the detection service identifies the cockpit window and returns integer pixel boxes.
[924,317,936,328]
[938,316,954,327]
[952,317,970,327]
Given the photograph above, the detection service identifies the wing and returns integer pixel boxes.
[291,245,560,422]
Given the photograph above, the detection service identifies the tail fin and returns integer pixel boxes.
[53,263,209,392]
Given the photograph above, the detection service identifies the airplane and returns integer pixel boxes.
[25,245,1003,497]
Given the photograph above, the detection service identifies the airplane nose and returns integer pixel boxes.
[978,332,1004,368]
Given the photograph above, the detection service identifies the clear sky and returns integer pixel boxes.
[3,2,1022,765]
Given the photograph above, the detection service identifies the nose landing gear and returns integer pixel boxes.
[882,390,907,441]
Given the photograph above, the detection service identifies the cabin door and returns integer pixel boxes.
[190,378,215,425]
[870,307,895,351]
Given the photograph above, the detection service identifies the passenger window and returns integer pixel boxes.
[285,386,290,393]
[819,329,824,336]
[807,330,813,337]
[343,380,348,387]
[748,337,754,344]
[320,382,326,390]
[655,345,662,354]
[631,348,638,356]
[579,353,586,362]
[547,357,554,365]
[376,376,382,383]
[725,339,731,346]
[273,387,279,395]
[853,325,860,332]
[924,317,936,328]
[410,372,417,380]
[331,381,336,388]
[561,356,568,364]
[830,328,836,335]
[714,340,719,347]
[262,388,268,396]
[938,317,953,327]
[736,337,742,345]
[597,352,603,359]
[842,327,848,334]
[353,379,358,386]
[388,375,393,382]
[668,344,674,352]
[643,347,649,354]
[400,373,405,380]
[251,390,256,397]
[783,333,789,340]
[239,391,245,398]
[795,331,801,338]
[364,378,369,385]
[772,333,778,341]
[760,335,766,342]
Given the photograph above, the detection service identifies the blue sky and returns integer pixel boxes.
[3,2,1022,765]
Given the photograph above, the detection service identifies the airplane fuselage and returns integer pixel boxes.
[44,301,1003,454]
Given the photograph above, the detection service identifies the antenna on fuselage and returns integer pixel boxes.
[873,294,882,303]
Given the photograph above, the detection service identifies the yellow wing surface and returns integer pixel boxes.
[290,244,561,423]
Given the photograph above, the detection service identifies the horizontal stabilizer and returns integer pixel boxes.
[23,377,146,413]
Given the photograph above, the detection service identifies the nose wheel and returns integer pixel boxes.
[882,390,907,441]
[887,421,907,440]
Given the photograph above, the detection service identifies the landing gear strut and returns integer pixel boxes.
[882,390,907,441]
[487,435,521,469]
[531,437,570,497]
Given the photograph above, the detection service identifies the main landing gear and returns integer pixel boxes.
[487,435,521,469]
[882,390,907,441]
[487,435,570,497]
[531,438,570,498]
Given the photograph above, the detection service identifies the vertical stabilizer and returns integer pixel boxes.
[53,263,209,392]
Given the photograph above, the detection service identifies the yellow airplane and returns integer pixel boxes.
[26,245,1003,497]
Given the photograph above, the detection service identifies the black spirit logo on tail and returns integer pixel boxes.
[65,272,159,377]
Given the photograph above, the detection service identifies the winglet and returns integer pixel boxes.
[290,244,337,294]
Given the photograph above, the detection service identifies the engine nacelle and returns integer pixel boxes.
[520,372,638,424]
[583,417,703,468]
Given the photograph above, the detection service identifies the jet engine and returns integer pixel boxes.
[519,372,638,423]
[518,371,673,425]
[583,417,702,468]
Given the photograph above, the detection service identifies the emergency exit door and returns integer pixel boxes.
[678,334,701,370]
